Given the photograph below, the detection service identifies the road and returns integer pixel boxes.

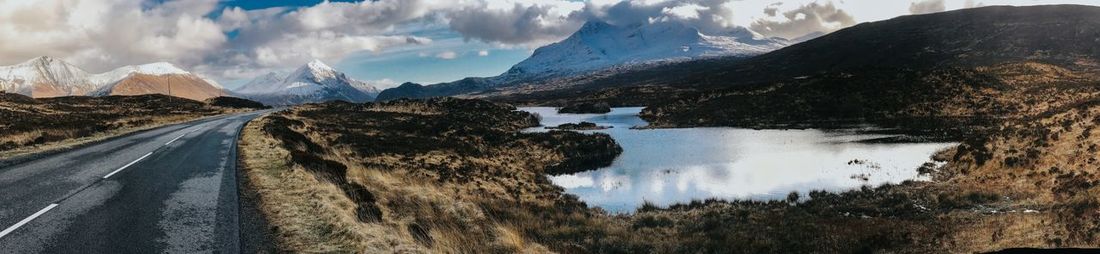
[0,110,272,253]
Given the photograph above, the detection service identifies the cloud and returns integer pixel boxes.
[582,0,739,34]
[909,0,946,14]
[447,2,586,46]
[763,3,781,17]
[0,0,227,72]
[0,0,884,82]
[206,0,441,78]
[749,2,856,39]
[964,0,986,8]
[435,51,458,60]
[478,50,490,56]
[662,4,709,20]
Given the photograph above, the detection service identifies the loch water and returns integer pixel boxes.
[520,107,958,213]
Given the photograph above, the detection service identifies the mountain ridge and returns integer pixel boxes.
[0,56,225,101]
[234,59,379,105]
[376,20,790,101]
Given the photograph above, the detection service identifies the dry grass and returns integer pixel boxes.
[0,93,261,161]
[236,99,618,253]
[239,116,421,252]
[1,114,207,160]
[240,95,1100,253]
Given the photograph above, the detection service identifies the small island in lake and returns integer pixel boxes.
[546,121,611,130]
[557,102,611,114]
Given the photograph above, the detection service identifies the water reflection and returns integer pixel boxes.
[520,107,957,213]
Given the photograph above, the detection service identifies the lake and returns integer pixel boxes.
[519,107,957,213]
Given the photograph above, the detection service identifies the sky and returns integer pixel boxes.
[1,0,1097,89]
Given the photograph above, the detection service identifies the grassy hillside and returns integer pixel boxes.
[238,98,623,253]
[0,92,260,159]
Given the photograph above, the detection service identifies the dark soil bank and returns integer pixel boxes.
[558,102,611,114]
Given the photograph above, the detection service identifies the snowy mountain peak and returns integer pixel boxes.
[307,59,332,71]
[27,56,58,65]
[501,20,790,81]
[15,56,87,74]
[234,60,377,105]
[575,20,614,35]
[0,56,94,96]
[291,59,339,82]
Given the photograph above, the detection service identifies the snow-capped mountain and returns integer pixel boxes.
[0,56,226,100]
[234,60,378,105]
[502,20,790,81]
[0,56,98,97]
[89,64,227,101]
[349,80,381,95]
[377,20,791,101]
[87,62,191,86]
[235,71,289,95]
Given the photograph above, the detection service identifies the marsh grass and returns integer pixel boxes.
[240,96,1100,253]
[0,93,260,160]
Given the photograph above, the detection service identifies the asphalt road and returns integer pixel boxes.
[0,110,272,253]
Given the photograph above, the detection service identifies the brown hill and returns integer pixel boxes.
[102,73,227,101]
[24,80,95,98]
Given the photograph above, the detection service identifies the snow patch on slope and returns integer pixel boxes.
[88,62,190,86]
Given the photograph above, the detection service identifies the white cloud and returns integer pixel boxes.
[4,0,1091,84]
[447,1,586,46]
[435,51,458,60]
[478,50,490,56]
[749,2,856,39]
[662,4,709,20]
[0,0,226,72]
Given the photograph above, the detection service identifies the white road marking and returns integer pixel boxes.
[103,152,153,179]
[0,120,224,240]
[0,204,58,239]
[165,134,186,145]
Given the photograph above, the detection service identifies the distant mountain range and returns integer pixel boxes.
[0,56,225,101]
[376,20,790,101]
[233,60,379,105]
[0,56,384,106]
[506,21,788,81]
